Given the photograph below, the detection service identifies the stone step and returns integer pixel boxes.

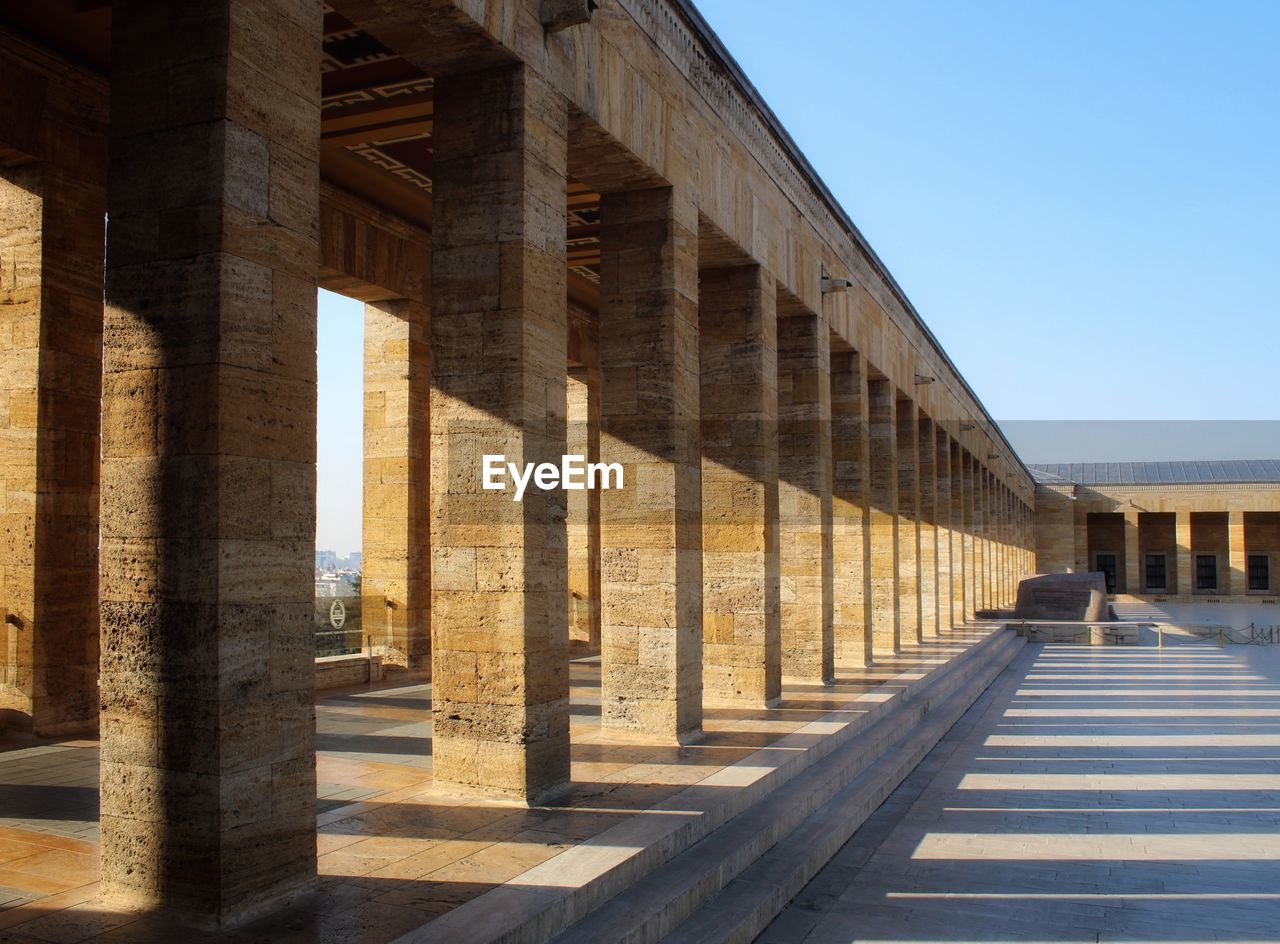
[663,631,1023,944]
[390,629,1020,944]
[547,629,1025,944]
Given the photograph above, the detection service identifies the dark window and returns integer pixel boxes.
[1145,554,1167,591]
[1196,554,1218,591]
[1096,554,1117,594]
[1249,555,1271,592]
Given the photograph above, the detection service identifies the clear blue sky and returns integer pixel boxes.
[317,1,1279,553]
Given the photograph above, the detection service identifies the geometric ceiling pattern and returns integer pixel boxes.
[322,4,602,286]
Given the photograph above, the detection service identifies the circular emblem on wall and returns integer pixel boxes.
[329,599,347,630]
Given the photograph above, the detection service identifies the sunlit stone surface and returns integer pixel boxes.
[762,637,1280,943]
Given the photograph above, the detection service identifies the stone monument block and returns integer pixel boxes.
[1014,572,1109,621]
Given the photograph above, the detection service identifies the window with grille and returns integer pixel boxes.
[1095,554,1118,594]
[1196,555,1218,591]
[1144,554,1167,591]
[1249,555,1271,592]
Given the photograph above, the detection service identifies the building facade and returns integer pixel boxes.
[1033,461,1280,602]
[0,0,1036,926]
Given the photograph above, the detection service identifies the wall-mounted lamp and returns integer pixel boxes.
[913,374,936,385]
[541,0,597,32]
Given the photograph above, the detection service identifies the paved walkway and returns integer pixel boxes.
[0,631,993,942]
[761,637,1280,943]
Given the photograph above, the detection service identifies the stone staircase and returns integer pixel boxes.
[394,627,1024,944]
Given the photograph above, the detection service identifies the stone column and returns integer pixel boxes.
[363,299,430,671]
[1176,510,1193,598]
[567,363,601,648]
[868,380,898,655]
[995,480,1004,605]
[599,186,702,743]
[1073,496,1089,573]
[430,64,570,797]
[1009,492,1018,595]
[972,457,983,606]
[1014,500,1024,584]
[1228,509,1247,597]
[896,398,920,645]
[1030,504,1036,573]
[999,485,1010,604]
[1015,496,1022,585]
[917,415,937,637]
[983,469,995,609]
[700,265,780,704]
[0,90,105,737]
[778,311,834,683]
[950,441,968,623]
[995,486,1005,604]
[100,0,322,922]
[1025,503,1032,576]
[934,428,953,632]
[832,349,872,665]
[1123,507,1141,595]
[1000,484,1009,600]
[958,452,972,620]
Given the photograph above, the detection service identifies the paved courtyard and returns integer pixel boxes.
[762,636,1280,943]
[0,634,989,942]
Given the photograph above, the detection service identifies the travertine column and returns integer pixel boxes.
[1228,509,1247,596]
[700,265,780,704]
[917,415,938,637]
[430,64,570,796]
[778,311,833,683]
[831,349,872,666]
[0,101,104,736]
[1011,498,1018,586]
[363,299,430,670]
[1009,492,1018,595]
[967,457,982,615]
[981,469,994,609]
[999,485,1010,604]
[1176,510,1193,598]
[599,186,702,742]
[896,399,921,645]
[950,441,968,623]
[1015,496,1024,583]
[567,365,601,647]
[1025,503,1032,576]
[995,479,1002,602]
[1018,502,1026,579]
[1010,495,1018,590]
[1123,507,1141,595]
[934,428,953,631]
[994,485,1004,604]
[1073,497,1089,573]
[1027,503,1034,575]
[100,0,321,921]
[868,380,899,655]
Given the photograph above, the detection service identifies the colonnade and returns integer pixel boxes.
[0,0,1035,925]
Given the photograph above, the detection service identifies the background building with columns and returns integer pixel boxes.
[1033,461,1280,602]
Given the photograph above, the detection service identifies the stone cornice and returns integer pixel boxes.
[618,0,1033,490]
